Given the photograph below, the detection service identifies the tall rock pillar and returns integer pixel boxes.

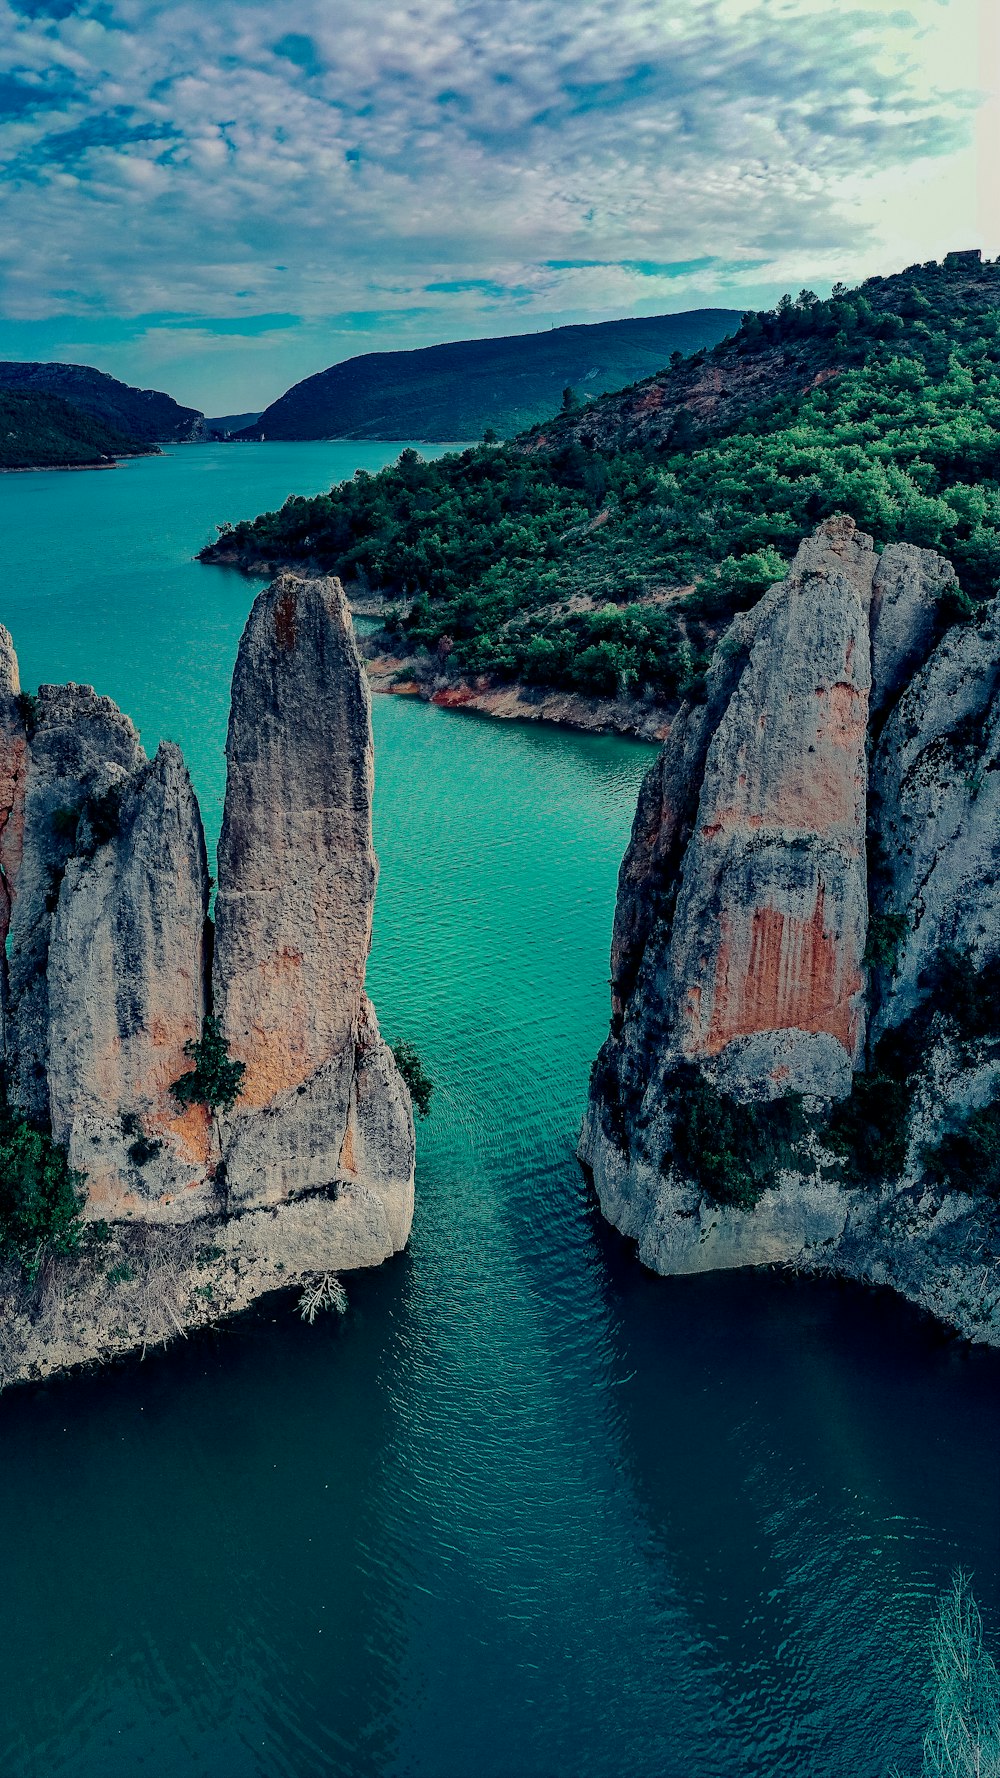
[214,573,413,1236]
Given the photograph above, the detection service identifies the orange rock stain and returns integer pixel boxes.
[274,585,299,652]
[699,883,860,1058]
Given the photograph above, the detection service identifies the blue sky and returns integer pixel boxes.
[0,0,994,412]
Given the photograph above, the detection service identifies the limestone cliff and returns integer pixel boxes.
[46,743,213,1220]
[0,577,414,1388]
[214,574,413,1248]
[581,517,1000,1342]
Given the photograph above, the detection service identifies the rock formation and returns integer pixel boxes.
[582,517,1000,1341]
[0,575,414,1385]
[214,573,414,1244]
[46,743,213,1218]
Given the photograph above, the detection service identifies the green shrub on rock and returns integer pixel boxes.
[391,1040,433,1119]
[0,1110,86,1282]
[924,1094,1000,1198]
[663,1065,806,1210]
[170,1015,245,1115]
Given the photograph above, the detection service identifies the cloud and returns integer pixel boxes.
[0,0,986,406]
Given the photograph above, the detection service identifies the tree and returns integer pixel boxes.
[170,1015,245,1115]
[561,386,579,413]
[391,1040,433,1118]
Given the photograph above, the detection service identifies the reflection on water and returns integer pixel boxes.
[0,448,996,1778]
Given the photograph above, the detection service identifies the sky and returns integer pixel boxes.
[0,0,996,414]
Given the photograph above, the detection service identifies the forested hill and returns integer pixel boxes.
[203,250,1000,709]
[236,310,742,443]
[0,391,157,469]
[0,362,202,444]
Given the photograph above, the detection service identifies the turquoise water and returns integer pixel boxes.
[0,446,997,1778]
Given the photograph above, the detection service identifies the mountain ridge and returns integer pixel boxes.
[236,309,742,443]
[0,361,203,445]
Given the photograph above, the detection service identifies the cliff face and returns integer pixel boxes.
[581,517,1000,1341]
[46,743,213,1219]
[214,574,413,1240]
[0,577,414,1386]
[5,683,145,1119]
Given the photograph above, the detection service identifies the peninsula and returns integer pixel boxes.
[201,252,1000,743]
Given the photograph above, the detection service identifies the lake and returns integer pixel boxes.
[0,444,996,1778]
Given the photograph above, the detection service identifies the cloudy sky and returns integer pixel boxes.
[0,0,994,412]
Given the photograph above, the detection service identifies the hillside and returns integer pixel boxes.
[0,391,155,469]
[0,362,202,444]
[204,411,262,438]
[236,310,742,443]
[202,250,1000,720]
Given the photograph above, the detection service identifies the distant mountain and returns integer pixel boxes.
[0,391,157,469]
[237,311,743,443]
[204,411,263,438]
[0,362,203,444]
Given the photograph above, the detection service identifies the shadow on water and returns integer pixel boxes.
[0,1259,417,1778]
[595,1222,1000,1778]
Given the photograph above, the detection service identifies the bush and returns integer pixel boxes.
[664,1064,806,1209]
[864,911,910,975]
[170,1015,245,1115]
[825,1069,915,1184]
[391,1040,433,1118]
[921,948,1000,1046]
[128,1133,163,1166]
[924,1095,1000,1197]
[0,1109,86,1281]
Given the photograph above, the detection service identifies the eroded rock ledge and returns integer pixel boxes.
[581,517,1000,1342]
[0,574,414,1389]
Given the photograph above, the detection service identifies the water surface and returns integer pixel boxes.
[0,445,996,1778]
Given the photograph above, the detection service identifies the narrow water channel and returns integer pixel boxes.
[0,446,995,1778]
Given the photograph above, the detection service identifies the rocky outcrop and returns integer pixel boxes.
[214,574,413,1242]
[0,576,414,1388]
[5,683,144,1118]
[46,743,213,1219]
[870,599,1000,1034]
[666,516,873,1101]
[582,517,1000,1342]
[0,627,27,1054]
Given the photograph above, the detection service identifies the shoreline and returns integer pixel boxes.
[365,655,671,741]
[199,554,673,742]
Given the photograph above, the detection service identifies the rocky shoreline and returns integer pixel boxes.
[363,650,671,741]
[200,552,675,741]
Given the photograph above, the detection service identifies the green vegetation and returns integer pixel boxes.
[863,911,909,975]
[826,947,1000,1189]
[207,256,1000,704]
[825,1060,915,1185]
[391,1040,434,1118]
[925,1096,1000,1198]
[170,1015,246,1115]
[0,390,146,470]
[0,1109,86,1282]
[662,1064,806,1210]
[15,691,37,736]
[236,309,739,443]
